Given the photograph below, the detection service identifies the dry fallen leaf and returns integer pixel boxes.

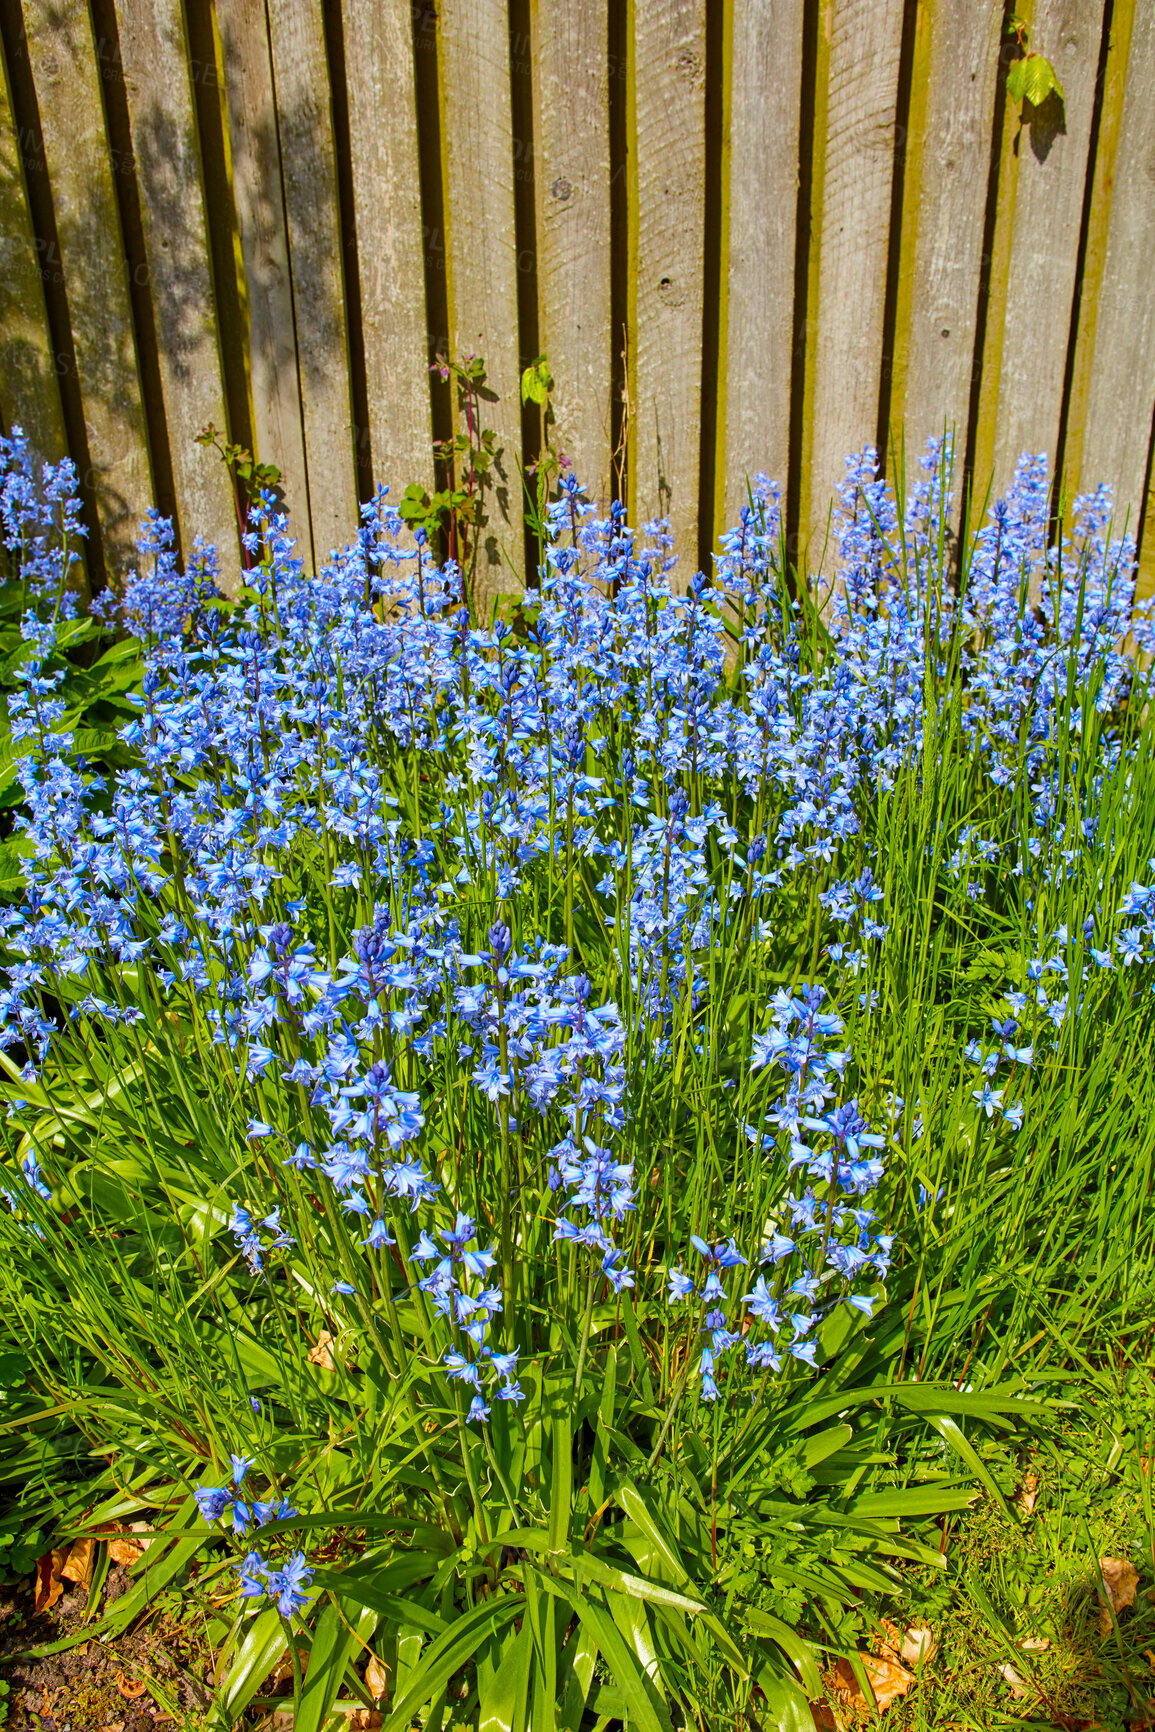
[834,1654,915,1712]
[1016,1471,1039,1515]
[878,1620,935,1669]
[114,1670,147,1699]
[61,1535,94,1588]
[269,1646,311,1687]
[1099,1556,1140,1634]
[32,1548,67,1615]
[307,1331,336,1371]
[998,1662,1030,1699]
[1018,1636,1050,1654]
[349,1714,384,1732]
[365,1653,389,1700]
[107,1536,145,1567]
[901,1626,935,1667]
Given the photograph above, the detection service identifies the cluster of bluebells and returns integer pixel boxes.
[194,1454,312,1616]
[0,429,86,619]
[0,435,1151,1459]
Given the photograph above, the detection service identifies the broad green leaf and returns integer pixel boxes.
[218,1606,287,1723]
[382,1597,520,1732]
[1007,52,1064,107]
[477,1614,532,1732]
[540,1574,672,1732]
[924,1413,1013,1519]
[295,1596,377,1732]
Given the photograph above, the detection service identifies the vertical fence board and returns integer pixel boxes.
[116,0,239,566]
[1073,3,1155,523]
[632,0,707,571]
[0,37,67,462]
[722,0,803,524]
[990,0,1105,500]
[216,0,310,559]
[23,0,153,573]
[897,0,1001,475]
[341,0,432,500]
[808,0,905,558]
[439,0,525,607]
[532,0,613,507]
[265,0,358,559]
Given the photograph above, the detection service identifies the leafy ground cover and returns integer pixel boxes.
[0,421,1151,1730]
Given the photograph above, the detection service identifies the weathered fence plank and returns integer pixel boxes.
[721,0,804,527]
[897,0,1002,483]
[265,0,358,560]
[1072,2,1155,525]
[341,0,433,501]
[439,0,525,608]
[808,0,905,559]
[116,0,240,566]
[632,0,707,574]
[215,0,311,560]
[22,0,153,574]
[531,0,613,508]
[0,35,67,464]
[990,0,1106,501]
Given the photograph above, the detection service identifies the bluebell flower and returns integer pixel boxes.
[264,1551,314,1617]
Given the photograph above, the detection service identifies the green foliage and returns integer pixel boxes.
[1007,53,1065,110]
[1004,14,1065,112]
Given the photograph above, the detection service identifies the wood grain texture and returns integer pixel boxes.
[531,0,613,507]
[23,0,153,574]
[341,0,432,499]
[266,0,358,559]
[633,0,707,575]
[0,36,67,462]
[990,0,1106,500]
[808,0,905,555]
[722,0,804,524]
[216,0,311,561]
[116,0,240,568]
[1075,3,1155,521]
[898,0,1002,470]
[439,0,525,606]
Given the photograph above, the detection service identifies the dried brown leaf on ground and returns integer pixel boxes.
[269,1645,311,1687]
[32,1548,67,1615]
[114,1669,147,1699]
[365,1652,389,1699]
[1016,1470,1039,1515]
[998,1662,1030,1699]
[61,1535,94,1587]
[349,1713,384,1731]
[107,1535,145,1566]
[879,1619,936,1668]
[307,1330,336,1370]
[834,1653,915,1712]
[1098,1556,1140,1634]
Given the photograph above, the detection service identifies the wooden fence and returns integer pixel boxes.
[1,0,1154,605]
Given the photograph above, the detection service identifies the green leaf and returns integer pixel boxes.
[924,1413,1014,1519]
[1007,52,1064,107]
[537,1573,672,1732]
[382,1597,520,1732]
[477,1614,532,1732]
[520,356,553,407]
[219,1606,287,1723]
[294,1596,377,1732]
